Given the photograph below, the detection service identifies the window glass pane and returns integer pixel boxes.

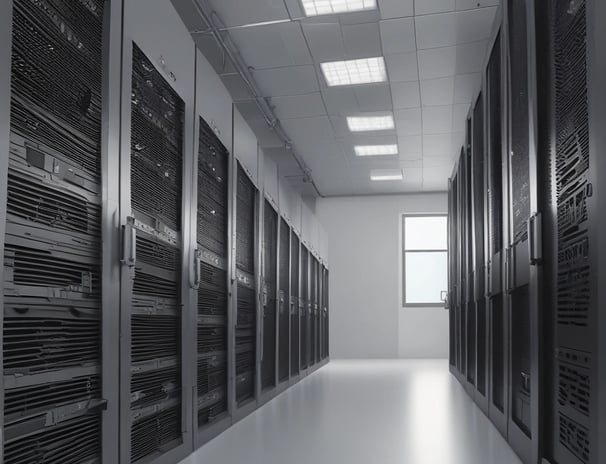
[405,216,447,250]
[405,251,448,304]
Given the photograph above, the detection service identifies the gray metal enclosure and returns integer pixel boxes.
[448,1,606,464]
[0,1,330,463]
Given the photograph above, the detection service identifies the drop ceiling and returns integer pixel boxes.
[173,0,499,196]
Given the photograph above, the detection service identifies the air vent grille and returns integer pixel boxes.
[558,413,589,463]
[557,348,590,417]
[10,0,104,179]
[4,414,101,464]
[131,407,181,463]
[236,165,256,274]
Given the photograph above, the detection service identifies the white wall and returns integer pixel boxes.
[317,193,449,359]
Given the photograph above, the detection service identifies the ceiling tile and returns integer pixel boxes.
[451,131,466,153]
[229,23,312,70]
[423,133,454,156]
[355,84,394,112]
[391,81,421,109]
[342,22,383,59]
[415,11,457,49]
[380,18,416,55]
[398,135,423,158]
[321,87,360,115]
[378,0,414,19]
[301,22,346,62]
[452,103,471,133]
[272,93,327,119]
[423,106,454,134]
[385,52,419,82]
[456,0,500,11]
[423,165,453,185]
[209,0,290,28]
[415,8,496,49]
[455,41,488,74]
[414,0,455,15]
[254,65,319,96]
[420,77,455,106]
[454,73,481,104]
[394,108,423,136]
[418,47,456,79]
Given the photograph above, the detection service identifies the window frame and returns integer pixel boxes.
[401,213,449,307]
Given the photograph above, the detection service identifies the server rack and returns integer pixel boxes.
[261,200,278,392]
[234,162,258,416]
[485,27,509,438]
[290,231,301,379]
[322,265,329,360]
[195,116,230,433]
[278,218,290,384]
[3,1,106,463]
[300,245,309,371]
[309,255,317,367]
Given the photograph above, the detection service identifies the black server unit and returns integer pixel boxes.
[278,219,290,383]
[290,232,300,376]
[486,30,508,431]
[315,258,321,364]
[465,117,476,391]
[235,163,257,405]
[539,0,604,462]
[128,44,184,463]
[448,172,458,371]
[300,246,309,370]
[261,200,277,391]
[472,92,488,405]
[309,256,317,367]
[505,1,541,460]
[458,146,469,382]
[317,261,323,364]
[195,117,229,428]
[3,0,105,462]
[321,265,329,360]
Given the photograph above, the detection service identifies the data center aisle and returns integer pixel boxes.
[180,360,522,464]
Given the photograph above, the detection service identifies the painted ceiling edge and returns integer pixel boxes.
[187,0,325,198]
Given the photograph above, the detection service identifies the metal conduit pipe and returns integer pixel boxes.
[190,0,323,197]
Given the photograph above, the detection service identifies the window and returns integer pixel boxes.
[402,215,448,306]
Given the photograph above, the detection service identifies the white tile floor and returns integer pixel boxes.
[180,360,522,464]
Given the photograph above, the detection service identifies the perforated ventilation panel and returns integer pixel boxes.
[487,33,503,257]
[553,0,591,461]
[197,116,229,426]
[4,0,105,461]
[290,232,300,375]
[309,257,317,366]
[278,219,290,382]
[129,43,183,462]
[262,201,277,390]
[508,0,531,244]
[236,164,257,405]
[300,247,309,369]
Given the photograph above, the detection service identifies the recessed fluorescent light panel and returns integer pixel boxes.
[355,144,399,157]
[321,57,386,87]
[370,169,404,181]
[347,115,395,132]
[302,0,377,16]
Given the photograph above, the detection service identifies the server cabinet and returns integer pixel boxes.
[309,255,317,367]
[194,116,231,436]
[472,91,489,413]
[261,200,278,392]
[538,0,606,463]
[465,116,477,395]
[448,173,459,372]
[300,246,309,371]
[3,1,107,462]
[504,0,541,461]
[486,29,509,437]
[290,231,301,379]
[234,162,258,415]
[118,1,197,461]
[322,266,329,360]
[278,218,290,383]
